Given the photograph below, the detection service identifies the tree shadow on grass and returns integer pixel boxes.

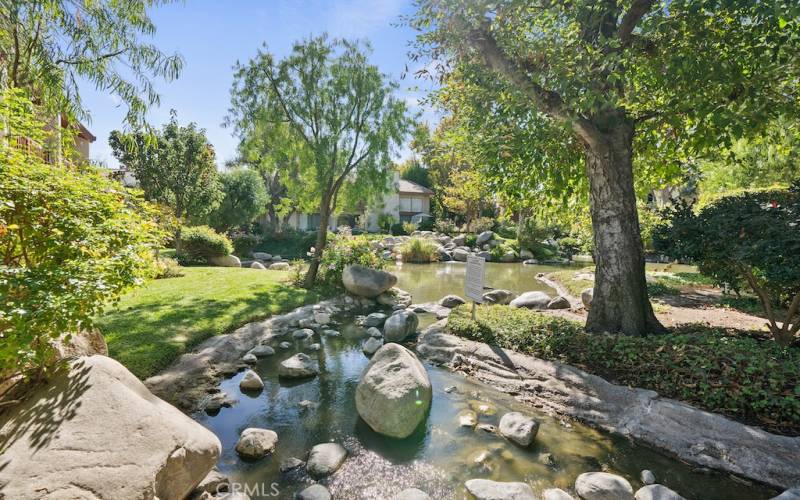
[100,283,318,379]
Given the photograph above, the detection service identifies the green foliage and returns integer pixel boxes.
[402,222,418,234]
[433,219,457,235]
[97,267,317,379]
[0,89,163,379]
[231,233,262,257]
[448,306,800,435]
[314,235,385,292]
[178,226,233,264]
[377,213,396,232]
[399,238,440,263]
[639,203,665,253]
[654,188,800,345]
[464,233,478,247]
[646,282,680,297]
[390,222,406,236]
[399,158,432,188]
[258,228,317,260]
[153,257,184,280]
[109,113,222,229]
[494,222,518,240]
[226,35,411,285]
[207,169,268,232]
[1,0,183,128]
[471,217,494,234]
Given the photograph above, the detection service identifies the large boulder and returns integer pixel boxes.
[575,472,634,500]
[364,312,388,327]
[509,291,552,309]
[452,234,466,246]
[453,248,469,261]
[547,296,571,310]
[498,412,540,446]
[773,489,800,500]
[342,264,398,297]
[269,261,290,270]
[634,485,686,500]
[581,287,594,309]
[383,310,419,342]
[235,428,278,459]
[250,261,266,270]
[377,287,413,309]
[0,355,220,500]
[476,231,495,245]
[482,289,517,305]
[278,353,319,378]
[464,479,535,500]
[306,442,347,477]
[297,484,332,500]
[362,336,383,355]
[253,252,272,261]
[544,489,576,500]
[355,344,432,438]
[239,369,264,391]
[209,254,241,267]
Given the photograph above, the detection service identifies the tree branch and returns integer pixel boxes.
[465,26,604,149]
[618,0,654,46]
[55,49,126,65]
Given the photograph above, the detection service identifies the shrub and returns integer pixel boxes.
[448,306,800,435]
[316,234,385,292]
[471,216,494,234]
[654,187,800,346]
[494,222,518,239]
[378,213,395,232]
[206,168,268,231]
[417,216,435,231]
[231,233,262,257]
[434,219,457,235]
[390,221,406,236]
[0,89,164,380]
[258,227,318,259]
[153,257,184,279]
[178,225,233,264]
[399,238,440,263]
[402,222,418,234]
[557,236,581,260]
[517,217,553,251]
[465,233,478,247]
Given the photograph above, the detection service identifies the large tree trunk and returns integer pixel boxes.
[584,117,664,336]
[303,195,331,288]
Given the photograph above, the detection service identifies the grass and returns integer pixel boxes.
[447,305,800,435]
[549,268,594,297]
[96,266,319,379]
[398,237,440,263]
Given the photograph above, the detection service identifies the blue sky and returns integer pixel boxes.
[78,0,437,169]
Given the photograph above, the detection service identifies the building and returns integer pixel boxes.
[8,115,95,164]
[277,172,434,232]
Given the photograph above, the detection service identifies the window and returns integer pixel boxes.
[411,197,423,212]
[307,213,321,230]
[400,196,412,212]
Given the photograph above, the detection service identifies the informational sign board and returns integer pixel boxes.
[465,254,486,303]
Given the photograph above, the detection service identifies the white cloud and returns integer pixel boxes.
[327,0,406,38]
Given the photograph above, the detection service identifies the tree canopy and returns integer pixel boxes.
[0,0,183,128]
[207,168,269,232]
[410,0,800,336]
[109,113,222,248]
[226,35,411,285]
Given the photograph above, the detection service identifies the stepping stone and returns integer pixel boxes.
[235,428,277,459]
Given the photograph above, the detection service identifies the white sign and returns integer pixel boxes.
[465,254,486,303]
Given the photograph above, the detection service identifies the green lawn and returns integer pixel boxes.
[96,266,318,379]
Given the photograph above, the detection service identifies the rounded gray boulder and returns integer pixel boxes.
[464,479,535,500]
[306,442,347,477]
[278,353,319,378]
[355,344,432,438]
[575,472,634,500]
[235,428,277,459]
[383,310,419,342]
[498,412,540,446]
[509,291,551,309]
[342,264,398,297]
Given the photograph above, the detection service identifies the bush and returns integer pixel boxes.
[206,169,268,231]
[231,233,262,257]
[471,216,494,234]
[0,89,164,380]
[517,217,554,251]
[417,216,435,231]
[494,222,518,239]
[398,238,440,263]
[402,222,418,234]
[654,187,800,346]
[315,234,385,292]
[178,225,233,264]
[465,233,478,247]
[378,213,395,232]
[390,221,406,236]
[258,226,318,259]
[448,306,800,435]
[434,219,457,235]
[153,257,184,279]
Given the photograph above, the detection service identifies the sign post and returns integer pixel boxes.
[464,254,485,321]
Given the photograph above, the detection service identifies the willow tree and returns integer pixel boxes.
[226,35,410,286]
[411,0,800,336]
[0,0,183,127]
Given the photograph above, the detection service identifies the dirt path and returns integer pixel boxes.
[540,276,770,332]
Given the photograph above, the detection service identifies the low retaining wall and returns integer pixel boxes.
[416,323,800,490]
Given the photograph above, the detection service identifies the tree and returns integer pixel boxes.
[109,112,222,251]
[0,0,182,128]
[442,167,492,231]
[207,168,268,232]
[411,0,800,336]
[398,158,431,189]
[654,187,800,346]
[226,35,410,286]
[0,89,163,380]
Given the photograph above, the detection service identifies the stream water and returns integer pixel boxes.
[193,262,776,500]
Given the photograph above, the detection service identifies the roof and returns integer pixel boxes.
[398,179,434,196]
[60,115,96,142]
